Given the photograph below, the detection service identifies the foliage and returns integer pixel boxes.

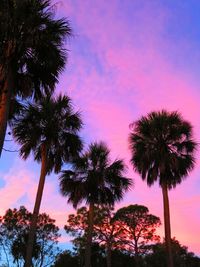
[11,93,83,266]
[52,250,80,267]
[0,0,71,99]
[11,94,83,173]
[52,239,200,267]
[64,205,125,250]
[0,206,60,267]
[129,110,197,267]
[59,142,132,207]
[114,205,161,256]
[144,238,200,267]
[60,143,132,267]
[0,0,72,157]
[52,245,106,267]
[64,204,161,265]
[129,110,197,189]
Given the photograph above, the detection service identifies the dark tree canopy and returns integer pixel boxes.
[60,142,132,207]
[64,205,126,251]
[11,94,83,174]
[144,238,200,267]
[114,204,161,256]
[129,110,197,189]
[0,206,60,266]
[0,0,71,99]
[0,0,72,157]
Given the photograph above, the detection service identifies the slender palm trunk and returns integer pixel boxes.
[85,202,94,267]
[0,66,13,157]
[162,185,174,267]
[24,144,47,267]
[106,242,111,267]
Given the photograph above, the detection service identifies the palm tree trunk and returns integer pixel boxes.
[24,144,48,267]
[106,242,111,267]
[0,66,13,157]
[162,185,174,267]
[85,202,94,267]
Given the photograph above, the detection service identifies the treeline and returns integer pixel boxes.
[0,1,199,267]
[0,205,199,267]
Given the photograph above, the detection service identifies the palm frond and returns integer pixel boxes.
[59,142,133,208]
[129,110,197,189]
[11,94,83,173]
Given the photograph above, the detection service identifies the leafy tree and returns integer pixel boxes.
[0,206,60,267]
[94,206,126,267]
[52,244,106,267]
[129,110,197,267]
[0,0,71,157]
[52,238,200,267]
[60,142,132,267]
[52,248,135,267]
[64,206,127,267]
[111,250,134,267]
[52,250,80,267]
[144,238,200,267]
[114,204,161,267]
[11,94,82,266]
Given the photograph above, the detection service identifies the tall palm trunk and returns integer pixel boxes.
[0,41,15,157]
[162,184,174,267]
[0,66,13,157]
[85,202,94,267]
[24,144,48,267]
[106,242,111,267]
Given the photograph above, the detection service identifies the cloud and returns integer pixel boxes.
[0,0,199,255]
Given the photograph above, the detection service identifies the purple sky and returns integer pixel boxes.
[0,0,200,254]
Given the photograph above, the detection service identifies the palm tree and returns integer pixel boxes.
[129,110,197,267]
[59,142,132,267]
[11,94,83,267]
[0,0,71,156]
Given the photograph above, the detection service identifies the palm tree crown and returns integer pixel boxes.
[129,110,196,189]
[11,94,83,173]
[0,0,71,156]
[0,0,71,98]
[59,142,132,207]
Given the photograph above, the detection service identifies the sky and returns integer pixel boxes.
[1,0,200,255]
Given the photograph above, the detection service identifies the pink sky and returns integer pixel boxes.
[0,0,200,255]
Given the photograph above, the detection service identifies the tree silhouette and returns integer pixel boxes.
[129,110,197,267]
[114,204,161,267]
[0,0,71,156]
[11,94,82,266]
[65,205,129,267]
[0,206,60,266]
[60,142,132,267]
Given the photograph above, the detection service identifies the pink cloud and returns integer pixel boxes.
[0,160,36,214]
